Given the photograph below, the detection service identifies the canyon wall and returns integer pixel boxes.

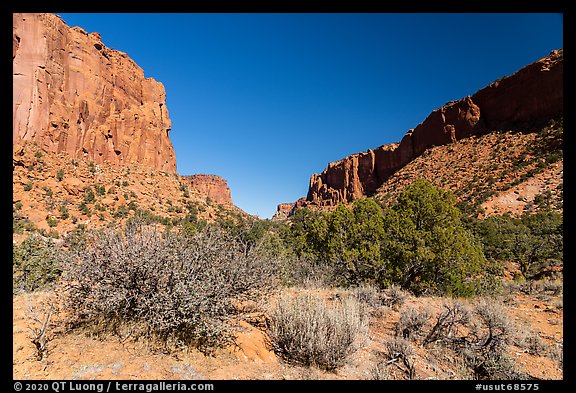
[183,174,233,206]
[305,49,563,207]
[13,13,176,172]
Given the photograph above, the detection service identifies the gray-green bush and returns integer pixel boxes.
[395,306,430,340]
[61,220,279,352]
[269,289,368,371]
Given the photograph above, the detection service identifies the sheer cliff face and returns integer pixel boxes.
[183,175,233,206]
[13,13,176,172]
[306,49,563,207]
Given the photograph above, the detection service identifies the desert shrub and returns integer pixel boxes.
[423,300,470,346]
[268,289,368,371]
[517,332,549,357]
[13,234,62,293]
[13,212,36,234]
[180,217,208,235]
[459,344,523,380]
[27,300,55,361]
[385,337,416,379]
[113,204,129,218]
[530,117,563,162]
[61,221,279,352]
[56,169,65,182]
[94,184,106,196]
[24,181,33,191]
[351,283,383,309]
[125,209,164,226]
[472,259,504,296]
[456,300,524,379]
[471,300,511,350]
[370,360,389,380]
[83,187,96,204]
[381,284,408,310]
[61,225,90,251]
[46,229,60,239]
[541,279,563,296]
[46,216,59,228]
[213,215,290,260]
[278,255,341,288]
[58,205,70,219]
[395,306,430,340]
[78,201,91,217]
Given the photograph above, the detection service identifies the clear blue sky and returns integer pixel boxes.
[58,13,563,218]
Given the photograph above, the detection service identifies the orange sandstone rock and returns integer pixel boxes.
[183,174,233,206]
[303,49,563,208]
[13,13,176,172]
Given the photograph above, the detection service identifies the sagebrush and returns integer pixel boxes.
[269,289,368,371]
[61,220,279,352]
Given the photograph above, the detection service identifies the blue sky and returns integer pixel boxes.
[58,13,563,218]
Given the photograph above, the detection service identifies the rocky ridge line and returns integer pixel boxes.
[300,49,563,211]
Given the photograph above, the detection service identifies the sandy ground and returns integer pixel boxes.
[13,280,563,381]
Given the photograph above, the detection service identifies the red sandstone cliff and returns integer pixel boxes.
[304,49,563,207]
[13,13,176,172]
[183,175,233,206]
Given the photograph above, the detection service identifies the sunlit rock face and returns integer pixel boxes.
[13,13,176,172]
[305,49,563,207]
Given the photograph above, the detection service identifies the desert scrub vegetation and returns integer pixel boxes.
[13,212,37,234]
[268,289,368,371]
[282,179,488,297]
[395,306,430,340]
[380,299,526,379]
[27,300,56,361]
[60,219,280,353]
[281,178,561,300]
[13,234,62,293]
[470,210,562,280]
[456,300,525,379]
[384,337,417,379]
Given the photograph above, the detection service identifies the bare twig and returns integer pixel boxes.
[28,302,54,361]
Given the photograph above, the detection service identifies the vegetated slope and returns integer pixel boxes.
[12,14,243,241]
[374,118,563,217]
[297,49,562,211]
[12,142,246,242]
